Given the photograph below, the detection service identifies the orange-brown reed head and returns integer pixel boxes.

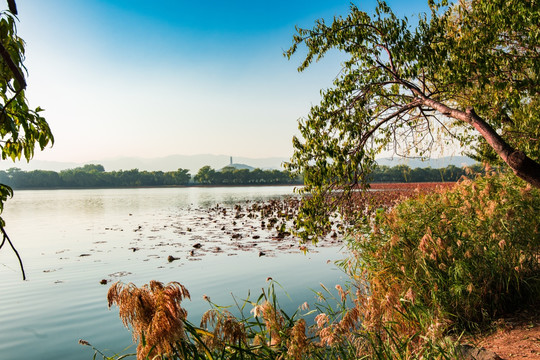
[107,280,190,360]
[200,308,247,351]
[286,318,309,360]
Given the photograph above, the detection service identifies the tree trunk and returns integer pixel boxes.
[419,97,540,188]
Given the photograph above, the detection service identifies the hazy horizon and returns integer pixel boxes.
[0,153,476,174]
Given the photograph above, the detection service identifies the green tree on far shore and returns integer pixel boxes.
[194,165,216,185]
[194,165,299,185]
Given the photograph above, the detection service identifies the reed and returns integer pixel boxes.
[107,281,190,360]
[349,172,539,331]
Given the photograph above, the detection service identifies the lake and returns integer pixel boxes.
[0,186,349,360]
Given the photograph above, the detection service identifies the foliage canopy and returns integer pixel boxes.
[0,5,53,213]
[193,165,299,185]
[285,0,539,238]
[0,2,53,278]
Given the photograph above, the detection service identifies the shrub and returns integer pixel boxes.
[348,172,540,335]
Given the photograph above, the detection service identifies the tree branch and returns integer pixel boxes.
[7,0,17,15]
[357,99,422,151]
[0,42,26,89]
[0,225,26,280]
[417,95,540,187]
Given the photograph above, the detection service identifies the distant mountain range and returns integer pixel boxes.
[0,154,477,174]
[0,155,287,174]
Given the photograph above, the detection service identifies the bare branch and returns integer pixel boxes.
[0,226,26,280]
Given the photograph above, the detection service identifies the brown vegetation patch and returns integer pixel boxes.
[345,182,458,214]
[369,182,456,191]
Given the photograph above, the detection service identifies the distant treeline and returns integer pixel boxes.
[0,164,191,189]
[0,163,481,189]
[0,164,301,189]
[193,165,300,185]
[369,164,482,183]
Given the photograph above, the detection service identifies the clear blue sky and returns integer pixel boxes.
[15,0,432,163]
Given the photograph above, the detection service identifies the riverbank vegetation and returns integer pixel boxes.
[0,164,193,189]
[0,164,299,189]
[193,165,301,186]
[280,0,540,354]
[0,163,479,189]
[0,1,54,279]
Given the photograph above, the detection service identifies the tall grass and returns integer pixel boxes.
[348,172,539,331]
[85,173,539,359]
[95,280,325,359]
[93,278,460,359]
[312,172,539,357]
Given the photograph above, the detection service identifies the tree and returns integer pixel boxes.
[285,0,539,238]
[0,1,53,278]
[79,164,105,173]
[194,165,217,185]
[169,168,191,185]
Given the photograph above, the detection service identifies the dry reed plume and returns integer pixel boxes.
[324,173,540,357]
[286,318,309,360]
[200,308,247,351]
[253,301,285,347]
[107,280,190,360]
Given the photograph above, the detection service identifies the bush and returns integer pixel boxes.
[349,172,540,334]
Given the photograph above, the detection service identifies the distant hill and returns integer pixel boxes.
[0,160,80,172]
[0,154,477,174]
[220,163,255,171]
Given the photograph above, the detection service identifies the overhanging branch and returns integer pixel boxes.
[0,226,26,280]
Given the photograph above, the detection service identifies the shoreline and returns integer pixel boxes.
[8,183,304,191]
[9,181,459,191]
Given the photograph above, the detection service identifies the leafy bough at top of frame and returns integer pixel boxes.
[0,8,53,164]
[0,0,53,280]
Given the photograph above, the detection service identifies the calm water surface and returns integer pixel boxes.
[0,186,348,360]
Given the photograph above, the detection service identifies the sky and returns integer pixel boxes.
[13,0,432,164]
